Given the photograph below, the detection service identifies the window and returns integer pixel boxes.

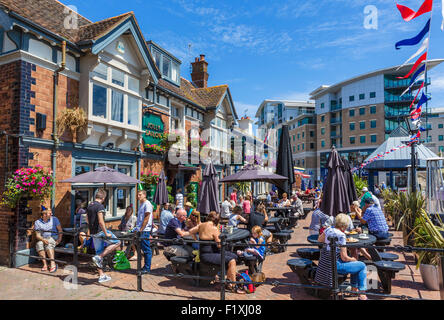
[297,133,300,140]
[302,159,305,166]
[111,90,124,123]
[293,146,296,152]
[349,96,355,102]
[349,109,355,117]
[75,163,92,175]
[370,106,376,114]
[92,84,107,118]
[321,115,325,122]
[172,61,180,83]
[112,68,125,87]
[370,120,377,128]
[359,107,365,115]
[297,145,300,151]
[439,124,444,129]
[128,76,139,92]
[370,92,376,98]
[302,132,305,138]
[310,143,314,149]
[153,48,161,70]
[359,93,365,100]
[127,96,139,126]
[293,135,295,141]
[439,146,444,153]
[371,135,377,143]
[92,63,108,80]
[321,128,325,135]
[360,136,366,144]
[350,123,355,131]
[321,140,325,148]
[162,56,171,78]
[310,131,314,137]
[350,137,355,144]
[360,121,365,130]
[439,135,444,141]
[321,103,325,109]
[302,143,305,150]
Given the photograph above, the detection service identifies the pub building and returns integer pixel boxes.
[0,0,239,266]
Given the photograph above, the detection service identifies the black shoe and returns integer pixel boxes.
[140,269,151,275]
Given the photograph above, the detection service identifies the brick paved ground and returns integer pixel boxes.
[0,205,440,300]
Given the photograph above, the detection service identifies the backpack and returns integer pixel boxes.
[113,250,130,270]
[236,270,256,294]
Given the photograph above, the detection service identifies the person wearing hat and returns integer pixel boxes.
[360,187,380,210]
[33,206,63,273]
[184,201,194,218]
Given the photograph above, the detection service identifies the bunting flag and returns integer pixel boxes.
[417,91,430,109]
[408,82,425,109]
[396,0,433,22]
[409,64,426,86]
[398,52,427,79]
[395,19,430,49]
[397,37,428,70]
[401,73,425,96]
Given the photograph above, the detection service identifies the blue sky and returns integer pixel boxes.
[66,0,444,118]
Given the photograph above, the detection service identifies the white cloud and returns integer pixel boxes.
[234,101,259,119]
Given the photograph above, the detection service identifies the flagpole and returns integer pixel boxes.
[424,1,435,141]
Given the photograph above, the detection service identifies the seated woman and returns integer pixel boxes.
[228,206,247,228]
[33,206,63,273]
[277,193,291,207]
[118,205,138,260]
[74,201,88,251]
[186,211,243,294]
[236,225,266,261]
[186,210,201,230]
[315,214,368,300]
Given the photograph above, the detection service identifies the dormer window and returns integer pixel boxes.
[150,46,181,85]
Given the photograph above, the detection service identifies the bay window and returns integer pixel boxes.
[90,62,142,130]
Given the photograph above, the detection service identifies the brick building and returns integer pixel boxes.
[0,0,239,266]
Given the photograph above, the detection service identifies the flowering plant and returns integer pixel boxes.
[1,165,53,208]
[144,144,166,154]
[140,171,159,186]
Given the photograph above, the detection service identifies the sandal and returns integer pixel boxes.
[49,265,58,273]
[227,284,246,294]
[358,295,368,300]
[41,266,48,272]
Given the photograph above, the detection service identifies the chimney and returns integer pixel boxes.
[191,54,209,88]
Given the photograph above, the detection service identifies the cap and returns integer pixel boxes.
[362,187,368,192]
[185,202,193,207]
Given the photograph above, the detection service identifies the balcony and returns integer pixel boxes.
[385,93,416,104]
[330,104,342,112]
[330,117,342,124]
[384,78,430,89]
[330,131,342,139]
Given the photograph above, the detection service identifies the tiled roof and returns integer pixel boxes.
[0,0,91,43]
[157,78,228,110]
[1,0,134,44]
[77,12,133,42]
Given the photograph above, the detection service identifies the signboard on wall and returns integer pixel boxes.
[142,112,165,146]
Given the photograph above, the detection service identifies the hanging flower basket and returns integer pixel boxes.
[140,171,159,186]
[1,165,53,209]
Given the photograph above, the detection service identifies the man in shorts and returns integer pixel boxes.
[85,189,121,283]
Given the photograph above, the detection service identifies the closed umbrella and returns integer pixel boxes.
[308,180,313,190]
[301,179,306,191]
[276,125,295,196]
[342,158,358,203]
[153,170,168,205]
[320,147,351,217]
[198,162,220,214]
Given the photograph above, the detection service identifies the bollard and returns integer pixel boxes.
[220,233,227,301]
[328,236,339,300]
[136,231,142,292]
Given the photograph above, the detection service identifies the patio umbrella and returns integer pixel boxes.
[320,147,351,217]
[62,166,142,186]
[301,179,306,191]
[220,164,288,185]
[276,125,295,196]
[342,158,358,203]
[153,170,168,205]
[198,162,220,214]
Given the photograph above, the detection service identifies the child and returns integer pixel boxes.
[236,226,265,261]
[228,206,247,228]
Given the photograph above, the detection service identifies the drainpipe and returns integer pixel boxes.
[51,41,66,212]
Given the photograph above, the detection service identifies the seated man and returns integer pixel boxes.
[159,203,174,235]
[34,206,63,273]
[164,209,189,244]
[357,198,389,240]
[308,200,331,235]
[291,195,303,217]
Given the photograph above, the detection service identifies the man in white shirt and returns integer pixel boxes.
[135,190,153,274]
[175,188,184,211]
[221,197,232,218]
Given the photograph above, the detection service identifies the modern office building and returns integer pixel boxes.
[424,107,444,156]
[309,60,444,183]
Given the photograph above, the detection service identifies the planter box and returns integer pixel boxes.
[420,263,440,291]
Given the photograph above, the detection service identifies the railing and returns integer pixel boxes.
[384,78,430,89]
[8,226,444,300]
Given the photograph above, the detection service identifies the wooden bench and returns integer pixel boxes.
[297,248,320,261]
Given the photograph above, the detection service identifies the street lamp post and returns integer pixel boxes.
[404,116,418,194]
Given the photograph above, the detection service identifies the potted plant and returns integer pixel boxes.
[412,211,444,291]
[1,165,53,208]
[353,174,368,198]
[397,191,425,246]
[140,171,159,202]
[56,107,87,143]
